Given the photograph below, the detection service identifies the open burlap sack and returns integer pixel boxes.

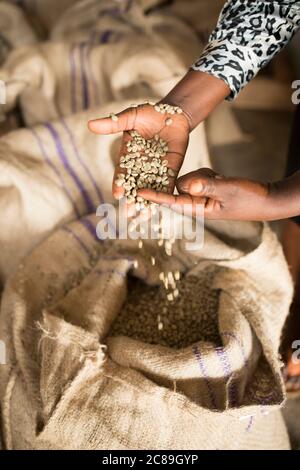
[0,210,292,449]
[0,0,293,450]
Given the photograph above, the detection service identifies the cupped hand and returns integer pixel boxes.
[138,168,276,221]
[88,103,190,200]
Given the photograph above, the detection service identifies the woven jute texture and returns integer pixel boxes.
[0,0,293,451]
[0,216,292,450]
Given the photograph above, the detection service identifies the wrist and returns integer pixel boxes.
[161,70,230,131]
[158,96,194,132]
[266,172,300,220]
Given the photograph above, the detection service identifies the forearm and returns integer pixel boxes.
[268,172,300,220]
[162,70,230,131]
[163,1,300,130]
[193,0,300,100]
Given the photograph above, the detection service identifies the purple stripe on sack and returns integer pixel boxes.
[69,45,77,114]
[220,331,248,368]
[44,122,95,213]
[100,30,113,44]
[60,118,104,204]
[193,345,217,409]
[73,27,123,112]
[98,7,120,18]
[80,218,99,241]
[63,226,92,257]
[220,332,279,407]
[246,415,254,432]
[29,128,81,218]
[248,388,279,406]
[82,216,118,246]
[95,268,126,279]
[215,346,239,407]
[79,42,89,110]
[86,43,100,107]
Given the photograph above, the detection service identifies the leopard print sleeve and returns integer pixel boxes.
[192,0,300,100]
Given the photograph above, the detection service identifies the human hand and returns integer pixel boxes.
[138,168,277,221]
[88,103,190,201]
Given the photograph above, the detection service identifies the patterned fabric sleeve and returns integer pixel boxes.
[192,0,300,100]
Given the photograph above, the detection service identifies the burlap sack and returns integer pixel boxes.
[168,0,225,42]
[0,2,200,127]
[0,0,293,451]
[0,97,209,281]
[4,0,165,34]
[3,0,76,34]
[0,1,207,283]
[0,2,36,65]
[0,213,292,449]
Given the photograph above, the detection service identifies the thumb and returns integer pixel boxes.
[176,168,225,198]
[88,107,137,135]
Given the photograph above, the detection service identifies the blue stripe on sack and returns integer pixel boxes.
[44,122,95,213]
[29,128,81,218]
[60,119,104,204]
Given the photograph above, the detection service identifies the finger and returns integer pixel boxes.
[164,138,188,178]
[204,197,221,216]
[138,189,206,214]
[117,196,137,219]
[163,152,182,193]
[140,188,225,219]
[88,107,137,135]
[112,133,132,200]
[138,189,187,205]
[113,168,125,200]
[176,168,225,198]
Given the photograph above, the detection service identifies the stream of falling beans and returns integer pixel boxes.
[112,102,186,333]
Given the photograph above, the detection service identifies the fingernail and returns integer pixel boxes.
[114,191,123,200]
[189,181,203,194]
